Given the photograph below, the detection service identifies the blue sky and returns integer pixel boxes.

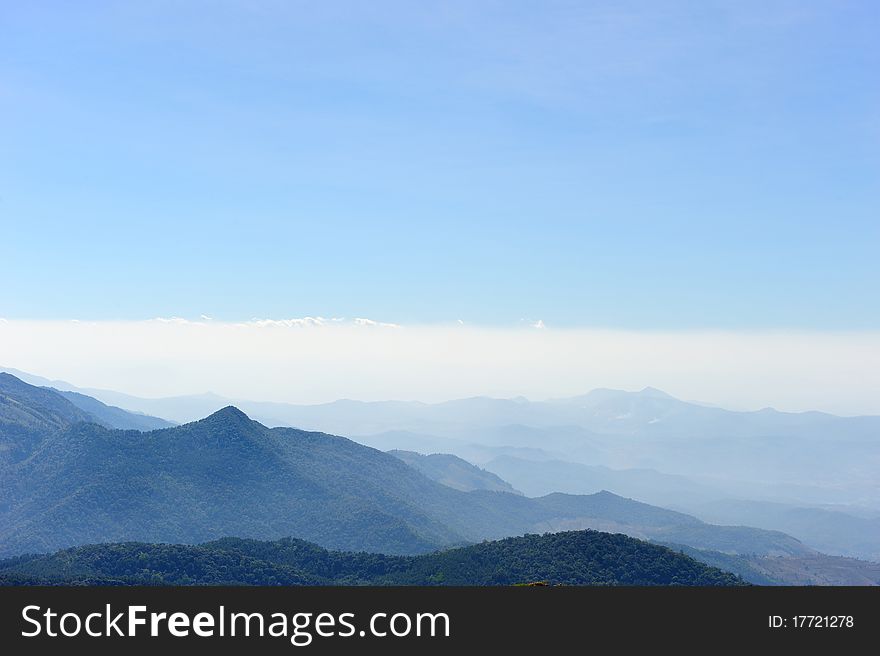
[2,1,878,328]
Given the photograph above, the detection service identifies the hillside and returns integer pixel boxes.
[389,450,521,494]
[0,531,744,586]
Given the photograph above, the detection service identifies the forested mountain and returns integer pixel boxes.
[388,450,521,494]
[0,530,744,586]
[0,405,461,556]
[0,373,91,427]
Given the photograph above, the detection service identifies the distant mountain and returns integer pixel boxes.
[0,376,809,560]
[482,456,880,561]
[741,554,880,586]
[0,531,744,586]
[357,430,564,464]
[687,499,880,562]
[258,387,880,441]
[483,455,724,508]
[664,543,880,586]
[8,368,875,442]
[545,387,880,439]
[389,450,521,494]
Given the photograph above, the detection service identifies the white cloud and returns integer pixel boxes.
[353,317,401,328]
[247,317,328,328]
[532,319,546,329]
[0,319,878,415]
[235,317,400,329]
[152,316,193,324]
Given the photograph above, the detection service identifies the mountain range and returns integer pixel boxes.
[1,370,877,585]
[7,367,875,513]
[7,368,878,441]
[0,373,806,561]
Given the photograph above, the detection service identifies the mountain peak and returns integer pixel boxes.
[638,386,675,400]
[203,405,253,424]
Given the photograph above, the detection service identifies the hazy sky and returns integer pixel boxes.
[1,3,878,411]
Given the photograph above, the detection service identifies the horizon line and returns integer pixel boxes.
[2,367,874,420]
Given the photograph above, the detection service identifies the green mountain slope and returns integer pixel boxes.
[0,530,744,586]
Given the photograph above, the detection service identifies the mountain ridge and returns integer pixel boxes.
[7,367,877,432]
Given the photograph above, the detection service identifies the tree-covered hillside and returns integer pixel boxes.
[0,530,744,586]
